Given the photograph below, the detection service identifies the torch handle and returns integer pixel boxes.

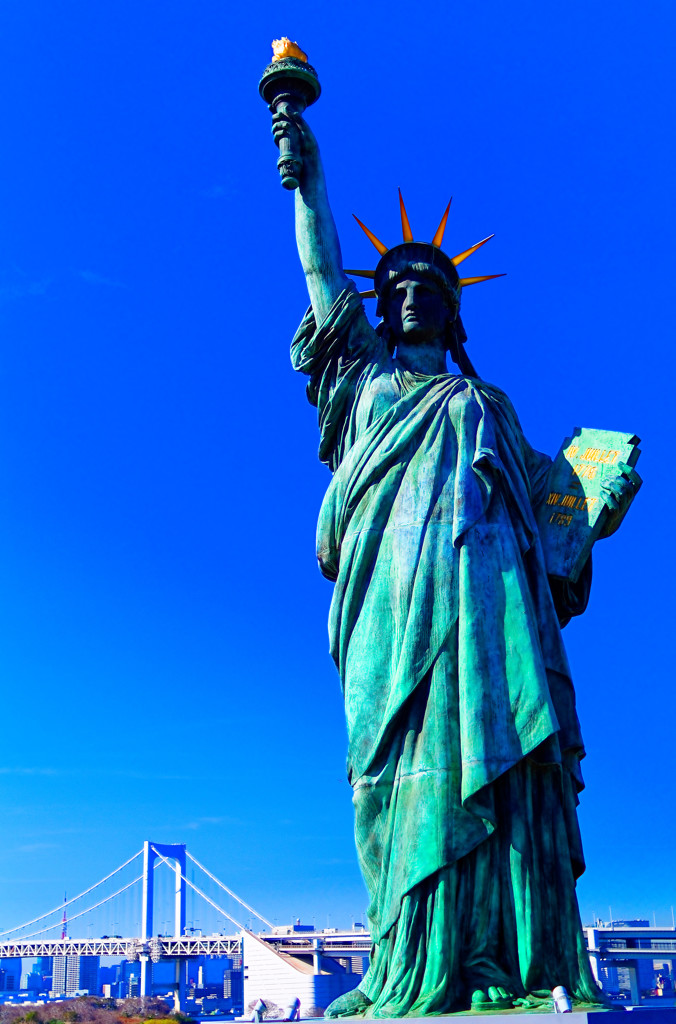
[260,56,320,191]
[273,95,306,191]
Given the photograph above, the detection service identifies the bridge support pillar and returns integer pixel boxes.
[140,955,152,999]
[172,958,186,1013]
[627,960,640,1005]
[142,840,187,944]
[140,840,187,1000]
[587,952,601,986]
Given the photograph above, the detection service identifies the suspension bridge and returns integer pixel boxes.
[0,841,372,1009]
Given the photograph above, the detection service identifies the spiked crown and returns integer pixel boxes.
[345,191,504,309]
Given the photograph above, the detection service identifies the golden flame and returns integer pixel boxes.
[271,38,308,63]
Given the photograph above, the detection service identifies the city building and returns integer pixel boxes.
[35,956,53,978]
[225,951,244,1009]
[97,965,116,993]
[19,972,41,992]
[52,955,100,996]
[147,953,242,1013]
[105,959,143,999]
[34,957,53,991]
[0,958,22,992]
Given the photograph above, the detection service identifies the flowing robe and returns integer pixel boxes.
[291,287,600,1015]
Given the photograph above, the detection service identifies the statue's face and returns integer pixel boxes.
[384,272,452,346]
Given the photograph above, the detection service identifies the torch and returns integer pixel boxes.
[259,38,321,190]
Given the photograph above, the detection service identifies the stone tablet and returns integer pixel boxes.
[537,427,642,582]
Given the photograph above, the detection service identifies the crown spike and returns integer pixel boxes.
[459,273,506,287]
[344,268,375,279]
[452,234,495,267]
[359,289,377,298]
[398,188,413,242]
[432,199,452,248]
[353,215,388,255]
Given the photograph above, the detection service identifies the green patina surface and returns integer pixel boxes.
[291,291,606,1016]
[261,51,640,1018]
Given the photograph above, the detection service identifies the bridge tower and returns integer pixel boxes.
[140,841,187,1000]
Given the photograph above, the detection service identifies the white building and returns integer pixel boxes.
[242,931,360,1016]
[52,955,99,996]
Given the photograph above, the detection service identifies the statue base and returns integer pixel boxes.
[314,1011,676,1023]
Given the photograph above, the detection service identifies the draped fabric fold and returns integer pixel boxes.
[291,286,600,1014]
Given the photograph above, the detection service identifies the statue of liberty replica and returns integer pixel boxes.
[260,40,640,1018]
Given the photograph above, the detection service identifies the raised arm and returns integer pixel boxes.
[272,109,349,324]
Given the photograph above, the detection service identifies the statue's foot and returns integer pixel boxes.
[471,986,516,1011]
[513,990,552,1008]
[325,988,373,1018]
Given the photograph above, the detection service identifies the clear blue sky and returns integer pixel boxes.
[0,0,674,939]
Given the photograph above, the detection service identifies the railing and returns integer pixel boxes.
[0,935,241,959]
[0,931,370,961]
[602,940,676,951]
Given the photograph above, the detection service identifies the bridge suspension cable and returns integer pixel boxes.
[0,848,143,938]
[151,847,249,933]
[186,851,274,929]
[11,874,144,941]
